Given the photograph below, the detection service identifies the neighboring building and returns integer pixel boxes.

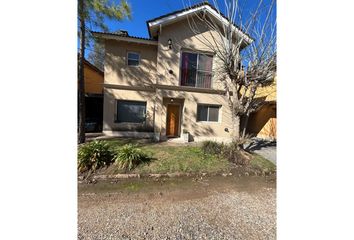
[93,2,275,142]
[80,58,104,132]
[246,77,277,140]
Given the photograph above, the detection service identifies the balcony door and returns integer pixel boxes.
[180,52,213,88]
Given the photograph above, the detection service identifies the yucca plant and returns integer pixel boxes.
[78,140,115,173]
[115,144,151,171]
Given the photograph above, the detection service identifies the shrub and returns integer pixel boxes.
[201,141,224,155]
[78,140,115,173]
[115,144,151,171]
[223,141,251,166]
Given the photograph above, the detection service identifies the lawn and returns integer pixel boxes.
[137,144,230,174]
[97,138,275,175]
[250,153,276,172]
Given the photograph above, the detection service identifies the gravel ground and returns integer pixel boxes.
[78,177,276,240]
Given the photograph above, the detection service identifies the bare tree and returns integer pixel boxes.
[184,0,276,144]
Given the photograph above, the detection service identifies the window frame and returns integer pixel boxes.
[196,104,221,123]
[127,51,140,66]
[115,100,147,123]
[179,50,214,88]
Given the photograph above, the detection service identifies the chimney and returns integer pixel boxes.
[114,29,129,37]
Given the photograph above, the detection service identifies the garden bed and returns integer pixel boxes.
[78,138,276,181]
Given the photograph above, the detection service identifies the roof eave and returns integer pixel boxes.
[146,3,254,44]
[92,31,158,46]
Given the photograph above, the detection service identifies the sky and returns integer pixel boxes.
[103,0,190,38]
[103,0,275,37]
[85,0,276,57]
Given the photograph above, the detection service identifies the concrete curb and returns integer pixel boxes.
[94,174,141,179]
[78,172,198,181]
[78,172,213,183]
[78,170,276,184]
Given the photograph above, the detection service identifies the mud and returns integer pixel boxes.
[78,174,276,202]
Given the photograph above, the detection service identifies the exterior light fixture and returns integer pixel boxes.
[170,98,174,102]
[168,38,172,49]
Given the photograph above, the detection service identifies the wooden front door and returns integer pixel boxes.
[166,104,180,137]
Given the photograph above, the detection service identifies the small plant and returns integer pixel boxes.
[201,141,224,155]
[115,144,151,171]
[78,140,115,173]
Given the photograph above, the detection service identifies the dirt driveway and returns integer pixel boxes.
[78,175,276,240]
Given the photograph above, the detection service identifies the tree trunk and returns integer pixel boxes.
[232,115,240,140]
[78,0,86,144]
[241,112,250,138]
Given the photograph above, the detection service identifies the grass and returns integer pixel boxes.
[96,138,275,175]
[104,138,146,150]
[250,154,276,172]
[136,145,230,174]
[121,182,144,191]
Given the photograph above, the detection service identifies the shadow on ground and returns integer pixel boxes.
[245,138,276,151]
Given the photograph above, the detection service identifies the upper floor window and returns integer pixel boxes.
[127,52,140,66]
[180,52,213,88]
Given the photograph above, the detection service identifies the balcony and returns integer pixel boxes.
[181,70,213,89]
[180,51,213,89]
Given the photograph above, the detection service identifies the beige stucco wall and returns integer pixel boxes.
[104,39,157,87]
[103,86,234,141]
[185,92,233,139]
[102,17,238,141]
[104,17,230,91]
[155,89,233,140]
[103,88,156,132]
[156,17,229,91]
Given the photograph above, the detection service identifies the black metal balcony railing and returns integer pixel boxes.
[181,71,212,89]
[196,71,212,88]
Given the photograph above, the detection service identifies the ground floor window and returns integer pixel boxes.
[116,100,146,123]
[196,104,220,122]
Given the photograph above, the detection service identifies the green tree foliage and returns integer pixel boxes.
[78,0,131,144]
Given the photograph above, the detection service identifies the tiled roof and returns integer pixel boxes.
[93,2,253,44]
[92,31,156,42]
[146,2,211,23]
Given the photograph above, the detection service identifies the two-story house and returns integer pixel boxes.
[93,2,255,142]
